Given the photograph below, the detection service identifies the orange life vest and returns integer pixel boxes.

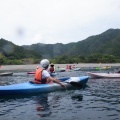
[34,68,47,84]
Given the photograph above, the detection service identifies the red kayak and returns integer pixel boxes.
[27,72,35,74]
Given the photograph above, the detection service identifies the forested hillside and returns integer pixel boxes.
[23,29,120,57]
[0,28,120,64]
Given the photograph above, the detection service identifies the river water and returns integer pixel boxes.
[0,70,119,120]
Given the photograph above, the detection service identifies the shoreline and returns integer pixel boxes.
[0,63,120,71]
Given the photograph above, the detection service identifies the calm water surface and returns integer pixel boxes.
[0,70,120,120]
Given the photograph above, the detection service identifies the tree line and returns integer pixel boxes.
[0,53,120,65]
[51,54,120,64]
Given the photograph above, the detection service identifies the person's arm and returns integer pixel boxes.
[46,76,66,88]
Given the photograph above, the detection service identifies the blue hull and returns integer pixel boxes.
[0,76,89,95]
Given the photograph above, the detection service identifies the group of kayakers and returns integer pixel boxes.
[66,64,76,70]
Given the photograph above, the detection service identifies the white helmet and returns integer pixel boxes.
[40,59,50,68]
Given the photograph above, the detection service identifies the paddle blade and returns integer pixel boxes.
[70,82,83,87]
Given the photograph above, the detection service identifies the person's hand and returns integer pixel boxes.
[60,83,66,89]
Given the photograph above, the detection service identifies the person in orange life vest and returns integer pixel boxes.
[49,63,55,73]
[34,59,65,88]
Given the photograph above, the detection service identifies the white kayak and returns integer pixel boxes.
[87,72,120,79]
[0,72,13,76]
[73,68,81,71]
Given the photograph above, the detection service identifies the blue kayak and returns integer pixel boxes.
[0,76,89,96]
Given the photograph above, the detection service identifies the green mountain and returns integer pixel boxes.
[23,28,120,58]
[67,28,120,56]
[0,38,41,59]
[0,28,120,61]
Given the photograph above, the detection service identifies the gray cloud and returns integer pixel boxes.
[0,0,120,45]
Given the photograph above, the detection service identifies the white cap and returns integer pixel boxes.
[40,59,50,68]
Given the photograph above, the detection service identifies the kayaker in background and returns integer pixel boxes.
[66,65,72,70]
[72,65,75,69]
[48,63,55,73]
[34,59,65,88]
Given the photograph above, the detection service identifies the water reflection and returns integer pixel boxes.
[33,94,51,117]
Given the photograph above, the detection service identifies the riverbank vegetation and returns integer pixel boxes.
[0,53,120,65]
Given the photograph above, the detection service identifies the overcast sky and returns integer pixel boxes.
[0,0,120,46]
